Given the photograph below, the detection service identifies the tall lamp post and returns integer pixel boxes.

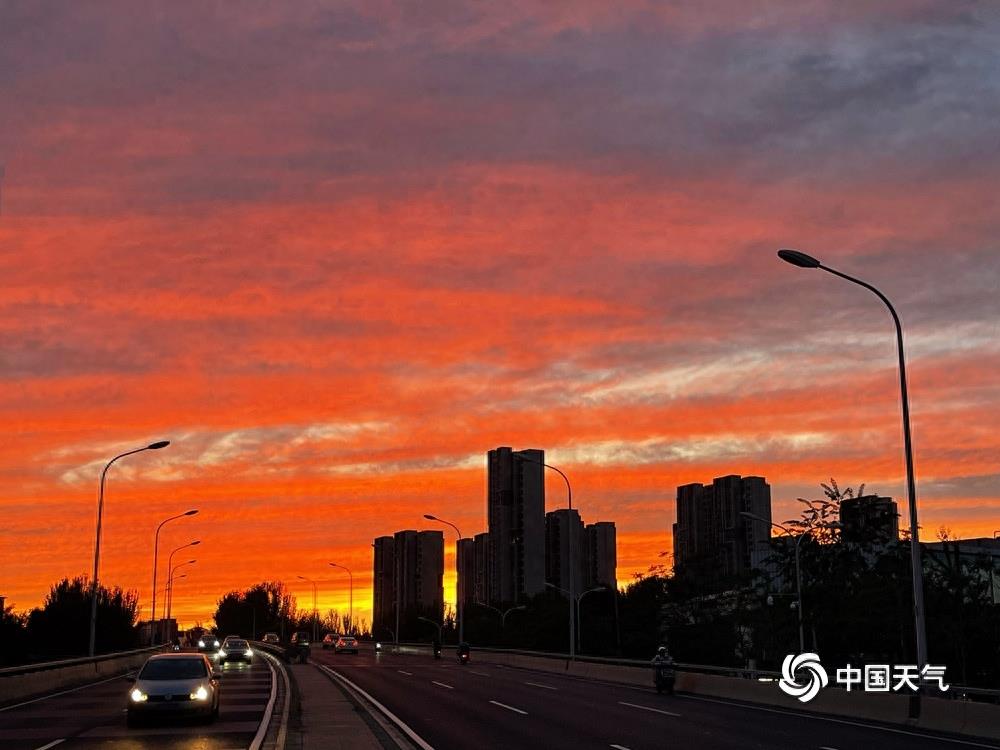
[329,563,353,635]
[164,540,200,640]
[777,249,928,682]
[518,456,577,659]
[152,509,198,644]
[89,440,170,656]
[423,514,464,644]
[474,601,526,630]
[298,575,318,642]
[166,559,197,639]
[741,512,806,654]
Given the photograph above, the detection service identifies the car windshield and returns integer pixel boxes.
[140,658,207,680]
[227,640,248,649]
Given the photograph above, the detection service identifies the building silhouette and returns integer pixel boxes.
[584,521,617,590]
[473,532,490,605]
[840,495,899,546]
[673,474,772,588]
[393,530,444,622]
[487,447,545,605]
[456,537,475,607]
[372,536,395,638]
[545,508,585,595]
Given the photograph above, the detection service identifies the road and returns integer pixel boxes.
[0,652,275,750]
[314,645,1000,750]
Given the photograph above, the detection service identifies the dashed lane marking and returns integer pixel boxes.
[397,670,413,676]
[33,741,65,750]
[431,681,454,690]
[618,701,681,717]
[489,700,528,715]
[524,681,557,690]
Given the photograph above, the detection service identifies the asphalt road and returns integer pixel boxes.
[0,652,274,750]
[315,645,1000,750]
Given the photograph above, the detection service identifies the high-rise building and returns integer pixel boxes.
[487,447,545,605]
[473,532,490,605]
[372,536,395,637]
[545,508,585,595]
[840,495,899,546]
[672,474,772,587]
[584,521,617,590]
[456,537,475,607]
[393,530,444,619]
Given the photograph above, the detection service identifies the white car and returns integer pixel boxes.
[126,653,220,726]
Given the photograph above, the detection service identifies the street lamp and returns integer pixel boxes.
[423,513,465,644]
[298,575,318,642]
[89,439,170,656]
[166,559,196,638]
[329,563,353,635]
[778,248,928,682]
[545,583,605,653]
[417,615,443,645]
[474,601,526,629]
[517,456,577,659]
[152,509,198,644]
[164,540,199,640]
[741,512,806,654]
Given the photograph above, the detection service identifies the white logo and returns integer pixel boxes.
[779,652,829,703]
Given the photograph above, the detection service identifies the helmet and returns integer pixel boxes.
[657,646,667,655]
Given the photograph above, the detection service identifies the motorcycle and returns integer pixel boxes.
[654,662,675,695]
[458,651,470,665]
[433,645,442,660]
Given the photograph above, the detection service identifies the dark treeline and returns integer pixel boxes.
[0,576,140,666]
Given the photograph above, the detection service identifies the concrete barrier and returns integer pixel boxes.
[0,649,159,706]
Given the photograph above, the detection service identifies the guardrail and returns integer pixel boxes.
[0,645,165,678]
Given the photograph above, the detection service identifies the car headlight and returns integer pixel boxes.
[130,688,148,703]
[190,685,209,701]
[197,639,205,647]
[244,648,253,656]
[218,649,227,657]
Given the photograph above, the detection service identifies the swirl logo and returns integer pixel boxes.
[778,653,828,703]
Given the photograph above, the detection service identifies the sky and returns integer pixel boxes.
[1,1,998,629]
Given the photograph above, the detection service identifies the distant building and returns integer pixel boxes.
[393,530,444,620]
[672,474,772,588]
[840,495,899,546]
[456,537,475,607]
[545,508,585,595]
[372,536,395,637]
[487,447,545,605]
[923,538,1000,605]
[584,521,617,591]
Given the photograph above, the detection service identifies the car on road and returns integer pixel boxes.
[197,634,221,653]
[262,632,280,644]
[126,653,220,727]
[334,636,359,654]
[218,638,253,665]
[321,633,336,650]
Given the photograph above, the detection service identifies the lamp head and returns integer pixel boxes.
[148,440,171,450]
[777,249,821,268]
[190,540,201,546]
[423,514,437,520]
[185,509,198,516]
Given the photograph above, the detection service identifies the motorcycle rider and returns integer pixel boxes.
[651,646,675,694]
[457,641,471,664]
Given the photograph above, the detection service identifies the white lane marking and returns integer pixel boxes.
[0,671,136,712]
[610,745,632,750]
[820,747,841,750]
[618,701,681,717]
[318,665,436,750]
[248,649,284,750]
[524,681,558,690]
[431,680,454,689]
[398,670,413,676]
[681,695,1000,749]
[470,670,490,676]
[490,700,528,715]
[33,741,65,750]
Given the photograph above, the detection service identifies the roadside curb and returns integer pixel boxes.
[252,648,291,750]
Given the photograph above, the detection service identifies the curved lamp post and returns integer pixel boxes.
[474,601,526,629]
[166,558,197,633]
[328,563,354,635]
[778,248,926,670]
[741,512,806,653]
[517,456,577,659]
[152,509,198,644]
[89,440,171,656]
[545,583,605,653]
[423,514,464,643]
[164,541,200,638]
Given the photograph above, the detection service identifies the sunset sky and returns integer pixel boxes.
[1,1,998,629]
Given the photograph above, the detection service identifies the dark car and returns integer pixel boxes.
[127,653,220,726]
[197,634,221,653]
[334,636,359,654]
[321,633,336,650]
[218,638,253,665]
[262,632,280,644]
[286,631,311,663]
